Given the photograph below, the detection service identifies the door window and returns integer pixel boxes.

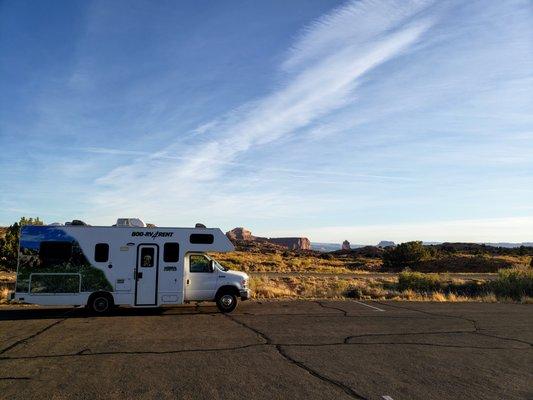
[189,255,211,273]
[141,247,155,267]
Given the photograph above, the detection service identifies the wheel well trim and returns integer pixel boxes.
[215,285,240,299]
[87,291,115,306]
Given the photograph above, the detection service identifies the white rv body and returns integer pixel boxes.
[13,224,249,312]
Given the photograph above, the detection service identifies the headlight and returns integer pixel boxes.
[241,279,248,288]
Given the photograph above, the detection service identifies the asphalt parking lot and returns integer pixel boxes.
[0,301,531,400]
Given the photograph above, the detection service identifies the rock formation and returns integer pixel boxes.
[226,227,255,241]
[266,237,311,251]
[226,227,310,250]
[377,241,395,248]
[341,240,351,251]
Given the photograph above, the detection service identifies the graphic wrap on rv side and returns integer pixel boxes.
[17,226,113,294]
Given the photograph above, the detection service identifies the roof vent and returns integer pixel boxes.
[66,220,88,226]
[116,218,146,228]
[195,223,206,228]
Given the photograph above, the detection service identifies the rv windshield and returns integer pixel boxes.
[215,260,229,271]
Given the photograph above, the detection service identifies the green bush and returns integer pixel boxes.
[0,217,43,271]
[383,241,431,271]
[492,267,533,300]
[398,270,443,292]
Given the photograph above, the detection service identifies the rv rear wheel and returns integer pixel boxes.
[88,292,114,314]
[216,292,238,313]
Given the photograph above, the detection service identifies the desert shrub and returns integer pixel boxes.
[447,280,489,296]
[382,241,430,271]
[344,286,364,299]
[415,254,516,273]
[491,267,533,300]
[398,270,443,292]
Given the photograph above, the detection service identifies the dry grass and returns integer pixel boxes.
[210,251,356,273]
[212,250,529,274]
[0,270,15,282]
[415,254,530,273]
[250,268,533,303]
[0,287,11,304]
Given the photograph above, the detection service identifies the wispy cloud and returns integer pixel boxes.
[84,146,414,181]
[92,0,434,220]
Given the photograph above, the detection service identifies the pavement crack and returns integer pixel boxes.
[343,341,521,350]
[373,302,533,347]
[224,314,272,344]
[0,343,266,361]
[315,301,348,316]
[0,310,72,355]
[276,344,369,400]
[343,329,476,343]
[474,331,533,347]
[0,377,31,380]
[225,313,367,399]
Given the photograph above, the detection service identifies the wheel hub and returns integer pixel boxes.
[220,295,233,308]
[95,297,108,312]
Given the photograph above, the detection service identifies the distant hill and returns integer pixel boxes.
[423,241,533,248]
[312,241,533,253]
[311,243,340,252]
[482,242,533,248]
[311,242,365,252]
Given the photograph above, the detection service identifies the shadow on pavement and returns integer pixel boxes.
[0,305,220,321]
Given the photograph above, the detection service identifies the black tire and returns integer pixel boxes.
[216,291,238,313]
[87,292,114,315]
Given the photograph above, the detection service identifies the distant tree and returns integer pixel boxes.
[0,217,43,271]
[382,241,431,271]
[19,217,43,226]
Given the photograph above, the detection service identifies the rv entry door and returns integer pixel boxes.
[135,244,158,306]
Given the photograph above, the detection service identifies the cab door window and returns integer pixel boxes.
[189,255,211,273]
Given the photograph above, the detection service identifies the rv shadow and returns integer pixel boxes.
[0,305,217,321]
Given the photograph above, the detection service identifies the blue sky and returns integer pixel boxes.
[1,0,532,243]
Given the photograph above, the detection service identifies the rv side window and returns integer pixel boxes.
[94,243,109,262]
[141,247,155,268]
[190,233,214,244]
[189,255,210,273]
[163,243,179,262]
[39,241,72,265]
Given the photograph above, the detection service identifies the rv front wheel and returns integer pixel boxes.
[88,292,114,314]
[216,292,238,313]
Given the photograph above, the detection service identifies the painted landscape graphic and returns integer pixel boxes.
[16,226,112,293]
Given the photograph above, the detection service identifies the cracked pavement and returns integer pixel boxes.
[0,301,531,399]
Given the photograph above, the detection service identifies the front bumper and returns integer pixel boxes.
[240,289,251,301]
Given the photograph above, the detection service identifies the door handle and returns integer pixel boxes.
[186,279,190,285]
[137,272,143,279]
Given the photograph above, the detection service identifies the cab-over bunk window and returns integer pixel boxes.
[189,234,214,244]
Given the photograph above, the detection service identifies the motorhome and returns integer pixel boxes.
[11,219,250,313]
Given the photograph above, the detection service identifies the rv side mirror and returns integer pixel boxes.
[209,260,215,273]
